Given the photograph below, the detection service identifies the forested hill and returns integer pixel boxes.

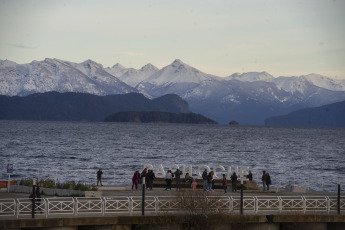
[104,111,218,124]
[0,92,190,121]
[265,100,345,127]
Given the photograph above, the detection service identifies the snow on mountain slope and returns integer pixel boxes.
[118,63,159,87]
[104,63,128,78]
[0,59,136,96]
[270,76,314,94]
[136,59,221,98]
[142,59,218,85]
[302,74,345,91]
[226,71,275,82]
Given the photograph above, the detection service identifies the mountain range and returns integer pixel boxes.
[265,100,345,127]
[1,58,345,125]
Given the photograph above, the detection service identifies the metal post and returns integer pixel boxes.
[7,173,10,193]
[31,178,37,219]
[240,174,243,215]
[338,178,341,215]
[142,177,145,216]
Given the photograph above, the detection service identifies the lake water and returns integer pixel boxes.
[1,120,344,192]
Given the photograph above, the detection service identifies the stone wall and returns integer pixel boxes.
[9,185,85,197]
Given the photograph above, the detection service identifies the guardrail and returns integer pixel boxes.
[0,196,344,219]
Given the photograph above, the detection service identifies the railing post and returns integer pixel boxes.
[74,198,78,216]
[227,196,232,213]
[129,197,133,216]
[255,197,258,214]
[278,197,282,213]
[326,196,330,214]
[44,198,48,218]
[102,197,105,216]
[302,196,306,214]
[15,199,19,219]
[155,197,159,214]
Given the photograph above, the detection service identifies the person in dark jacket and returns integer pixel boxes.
[266,173,271,191]
[165,170,173,190]
[206,171,213,191]
[231,172,238,192]
[202,169,208,191]
[97,169,103,186]
[174,169,182,190]
[141,168,148,188]
[247,170,253,181]
[148,170,155,190]
[262,171,267,191]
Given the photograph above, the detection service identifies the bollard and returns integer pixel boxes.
[142,177,145,216]
[31,178,37,219]
[240,174,243,215]
[338,178,341,215]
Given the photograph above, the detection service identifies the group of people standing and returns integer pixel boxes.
[261,171,271,191]
[127,168,271,192]
[132,168,156,190]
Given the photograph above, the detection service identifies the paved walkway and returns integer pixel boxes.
[0,185,342,199]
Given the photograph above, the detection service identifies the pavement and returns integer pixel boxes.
[0,185,342,199]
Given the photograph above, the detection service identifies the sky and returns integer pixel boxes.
[0,0,344,79]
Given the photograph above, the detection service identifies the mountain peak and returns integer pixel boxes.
[171,59,186,67]
[140,63,158,72]
[0,59,17,67]
[112,63,126,69]
[81,59,103,68]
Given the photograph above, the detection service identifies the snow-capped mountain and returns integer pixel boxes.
[117,63,159,87]
[226,72,275,82]
[104,63,128,78]
[300,74,345,91]
[0,58,136,96]
[136,59,221,98]
[267,74,345,95]
[1,57,345,124]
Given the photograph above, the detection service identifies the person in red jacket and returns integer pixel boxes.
[132,171,139,190]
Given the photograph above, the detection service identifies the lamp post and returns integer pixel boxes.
[240,174,243,215]
[31,178,37,219]
[338,178,341,215]
[142,177,145,216]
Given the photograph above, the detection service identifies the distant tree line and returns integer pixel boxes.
[104,111,218,124]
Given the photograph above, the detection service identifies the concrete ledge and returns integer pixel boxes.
[10,185,85,197]
[85,191,102,197]
[273,214,345,223]
[1,215,345,229]
[97,186,128,191]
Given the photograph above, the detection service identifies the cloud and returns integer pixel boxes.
[7,43,37,49]
[114,51,145,57]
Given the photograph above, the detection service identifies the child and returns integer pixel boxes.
[222,174,227,193]
[191,179,197,191]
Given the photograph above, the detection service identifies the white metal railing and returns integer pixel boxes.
[0,196,344,219]
[0,199,16,216]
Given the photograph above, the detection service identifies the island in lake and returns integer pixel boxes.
[104,111,218,124]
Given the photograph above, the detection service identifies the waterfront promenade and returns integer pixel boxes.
[1,186,345,230]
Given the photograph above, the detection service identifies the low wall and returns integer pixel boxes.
[1,215,345,230]
[9,185,85,197]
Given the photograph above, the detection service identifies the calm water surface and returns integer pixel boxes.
[0,120,344,192]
